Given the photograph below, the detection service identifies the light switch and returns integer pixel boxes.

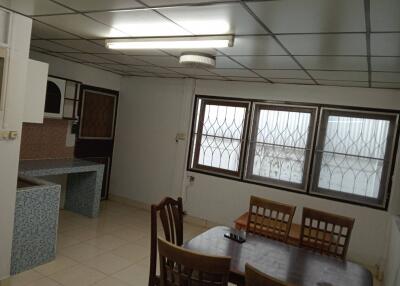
[0,130,18,140]
[175,133,186,142]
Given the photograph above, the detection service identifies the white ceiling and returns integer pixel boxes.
[1,0,399,89]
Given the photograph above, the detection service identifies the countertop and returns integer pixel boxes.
[19,158,104,177]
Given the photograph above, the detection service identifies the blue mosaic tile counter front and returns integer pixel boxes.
[11,177,60,275]
[11,159,104,275]
[19,158,104,218]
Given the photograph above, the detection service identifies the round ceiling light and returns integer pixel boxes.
[179,53,216,68]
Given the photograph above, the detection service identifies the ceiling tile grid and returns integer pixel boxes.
[0,0,398,88]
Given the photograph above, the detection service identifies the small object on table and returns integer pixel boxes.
[224,232,246,243]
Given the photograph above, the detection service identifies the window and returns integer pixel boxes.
[245,104,317,191]
[188,96,399,209]
[190,98,249,177]
[311,108,399,207]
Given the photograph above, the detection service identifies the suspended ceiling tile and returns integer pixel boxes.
[54,0,143,12]
[372,82,400,89]
[371,57,400,72]
[226,77,266,82]
[32,20,79,39]
[219,36,286,56]
[246,0,365,33]
[317,80,369,87]
[97,63,141,72]
[273,78,315,85]
[277,34,367,56]
[296,56,368,70]
[215,57,243,69]
[372,72,400,83]
[97,54,150,66]
[35,14,128,38]
[138,66,178,74]
[124,71,156,77]
[142,0,239,7]
[52,39,117,54]
[1,0,73,16]
[371,33,400,56]
[370,0,400,32]
[63,53,115,63]
[211,68,256,77]
[255,69,310,79]
[168,67,214,76]
[31,39,79,52]
[157,3,267,35]
[135,56,181,68]
[309,70,368,81]
[232,56,299,69]
[194,75,225,80]
[87,10,190,37]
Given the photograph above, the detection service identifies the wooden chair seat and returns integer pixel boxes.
[158,238,231,286]
[246,196,296,243]
[245,263,292,286]
[149,197,184,286]
[300,207,355,259]
[235,212,301,245]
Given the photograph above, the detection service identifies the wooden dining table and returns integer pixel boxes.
[183,226,372,286]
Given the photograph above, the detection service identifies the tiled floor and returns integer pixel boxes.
[0,200,382,286]
[0,200,208,286]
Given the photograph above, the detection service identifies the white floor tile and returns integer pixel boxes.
[112,264,149,286]
[34,255,77,276]
[85,235,128,251]
[2,270,43,286]
[112,243,149,264]
[92,277,131,286]
[82,252,133,275]
[58,243,107,262]
[49,265,106,286]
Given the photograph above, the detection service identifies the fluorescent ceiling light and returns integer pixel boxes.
[105,35,234,50]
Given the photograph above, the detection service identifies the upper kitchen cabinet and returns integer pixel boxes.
[0,8,11,46]
[23,59,49,123]
[44,76,80,120]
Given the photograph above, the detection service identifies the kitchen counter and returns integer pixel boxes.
[19,158,104,218]
[11,158,104,275]
[12,176,61,275]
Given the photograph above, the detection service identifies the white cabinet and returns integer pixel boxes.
[23,59,49,123]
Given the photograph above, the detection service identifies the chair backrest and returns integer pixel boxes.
[300,207,355,259]
[158,237,231,286]
[246,196,296,242]
[245,264,290,286]
[149,197,184,286]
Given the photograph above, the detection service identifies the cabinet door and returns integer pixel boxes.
[23,59,49,123]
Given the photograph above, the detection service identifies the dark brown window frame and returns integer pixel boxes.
[310,108,399,208]
[244,103,318,192]
[191,98,251,178]
[187,95,400,210]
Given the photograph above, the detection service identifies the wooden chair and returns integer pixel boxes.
[300,207,355,259]
[158,237,231,286]
[149,197,184,286]
[246,196,296,243]
[245,264,290,286]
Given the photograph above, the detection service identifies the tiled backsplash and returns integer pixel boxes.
[20,119,74,160]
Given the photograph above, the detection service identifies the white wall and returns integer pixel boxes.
[110,76,400,270]
[0,13,32,280]
[384,216,400,286]
[29,51,121,91]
